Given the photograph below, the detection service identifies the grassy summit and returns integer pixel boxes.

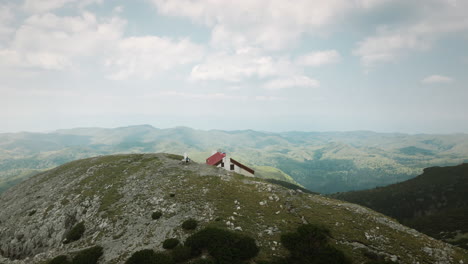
[0,153,466,263]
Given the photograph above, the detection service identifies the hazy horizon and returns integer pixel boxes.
[2,123,468,136]
[2,0,468,134]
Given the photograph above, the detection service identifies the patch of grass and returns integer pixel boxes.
[71,246,103,264]
[166,154,184,160]
[99,187,123,213]
[64,222,85,244]
[265,178,316,194]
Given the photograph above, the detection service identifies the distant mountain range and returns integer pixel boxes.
[1,125,468,194]
[333,163,468,249]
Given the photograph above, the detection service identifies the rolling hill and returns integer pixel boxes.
[1,125,467,194]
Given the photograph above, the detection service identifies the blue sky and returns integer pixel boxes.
[1,0,467,133]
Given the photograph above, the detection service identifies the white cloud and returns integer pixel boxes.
[151,0,357,50]
[22,0,103,13]
[0,12,125,70]
[354,1,468,66]
[106,36,204,80]
[421,75,454,84]
[353,27,428,66]
[0,5,15,42]
[190,49,296,82]
[263,75,320,90]
[296,50,341,66]
[254,95,284,101]
[160,91,247,101]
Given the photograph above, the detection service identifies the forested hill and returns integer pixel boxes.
[333,163,468,249]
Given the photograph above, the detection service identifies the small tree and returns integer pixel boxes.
[125,249,158,264]
[71,246,103,264]
[162,238,180,249]
[64,222,85,244]
[182,219,197,230]
[152,211,162,220]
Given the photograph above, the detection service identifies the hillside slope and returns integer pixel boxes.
[333,163,468,249]
[0,154,466,263]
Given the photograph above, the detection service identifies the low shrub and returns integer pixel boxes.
[153,253,174,264]
[64,222,85,244]
[280,224,329,255]
[170,246,192,263]
[152,211,162,220]
[278,224,351,264]
[185,227,259,263]
[190,258,216,264]
[162,238,180,249]
[48,255,71,264]
[71,246,103,264]
[125,249,157,264]
[126,250,173,264]
[182,219,197,230]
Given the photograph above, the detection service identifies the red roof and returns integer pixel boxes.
[206,152,226,166]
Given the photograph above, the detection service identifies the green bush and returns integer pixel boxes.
[153,253,174,264]
[152,211,162,220]
[71,246,103,264]
[126,250,174,264]
[190,258,216,264]
[170,246,192,263]
[64,222,85,244]
[125,249,158,264]
[185,227,259,263]
[162,238,180,249]
[182,219,198,230]
[281,224,329,255]
[48,255,71,264]
[278,224,351,264]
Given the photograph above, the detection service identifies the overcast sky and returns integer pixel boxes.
[1,0,467,133]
